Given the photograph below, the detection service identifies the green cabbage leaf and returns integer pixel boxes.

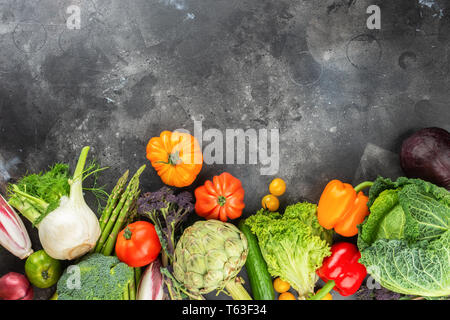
[358,177,450,297]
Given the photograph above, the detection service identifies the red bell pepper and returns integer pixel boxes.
[309,242,366,299]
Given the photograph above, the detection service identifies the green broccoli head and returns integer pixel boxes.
[57,253,134,300]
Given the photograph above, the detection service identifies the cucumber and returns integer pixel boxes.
[239,220,275,300]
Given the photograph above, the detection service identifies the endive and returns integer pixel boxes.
[8,147,102,260]
[0,194,33,259]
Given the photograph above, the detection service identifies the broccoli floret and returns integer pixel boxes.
[56,253,134,300]
[137,187,194,264]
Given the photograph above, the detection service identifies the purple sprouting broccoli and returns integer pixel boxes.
[355,286,402,300]
[137,187,194,266]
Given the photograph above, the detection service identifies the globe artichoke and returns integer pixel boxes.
[173,219,252,300]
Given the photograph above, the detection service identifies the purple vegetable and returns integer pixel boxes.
[0,272,34,300]
[0,195,33,259]
[137,187,194,265]
[355,287,402,300]
[137,260,165,300]
[400,127,450,190]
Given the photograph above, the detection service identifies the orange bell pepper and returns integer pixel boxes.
[317,180,373,237]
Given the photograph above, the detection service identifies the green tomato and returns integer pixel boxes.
[25,250,62,289]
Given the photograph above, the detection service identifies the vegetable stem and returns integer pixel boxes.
[8,197,44,226]
[354,181,373,193]
[307,280,336,300]
[95,168,141,253]
[101,182,137,256]
[10,185,49,211]
[95,186,130,253]
[72,146,90,183]
[161,251,169,267]
[123,285,130,300]
[129,277,136,300]
[218,196,227,206]
[100,165,146,256]
[135,267,142,288]
[225,278,252,300]
[98,170,129,232]
[69,146,90,201]
[124,227,132,240]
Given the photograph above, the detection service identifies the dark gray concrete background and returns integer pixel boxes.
[1,0,449,300]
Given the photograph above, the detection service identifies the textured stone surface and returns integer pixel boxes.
[0,0,449,300]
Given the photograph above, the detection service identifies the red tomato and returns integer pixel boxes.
[115,221,161,268]
[194,172,245,222]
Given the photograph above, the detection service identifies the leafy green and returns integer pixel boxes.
[245,203,332,298]
[12,164,70,215]
[358,177,450,297]
[7,160,107,226]
[284,202,334,244]
[57,253,134,300]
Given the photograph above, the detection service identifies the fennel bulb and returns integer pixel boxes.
[8,147,101,260]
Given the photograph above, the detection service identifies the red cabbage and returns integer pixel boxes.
[400,127,450,190]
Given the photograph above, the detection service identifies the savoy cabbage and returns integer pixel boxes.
[358,177,450,297]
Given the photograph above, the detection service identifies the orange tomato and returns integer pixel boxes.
[321,293,333,300]
[273,277,290,293]
[279,292,296,300]
[262,194,279,211]
[195,172,245,222]
[146,131,203,187]
[269,178,286,196]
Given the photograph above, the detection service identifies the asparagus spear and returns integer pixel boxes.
[123,284,130,300]
[98,170,129,232]
[101,181,139,256]
[126,201,138,226]
[135,267,142,288]
[95,174,134,253]
[101,165,146,256]
[129,275,136,300]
